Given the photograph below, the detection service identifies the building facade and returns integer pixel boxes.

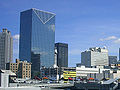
[6,59,31,79]
[0,29,13,69]
[109,56,117,65]
[55,43,68,67]
[81,47,109,67]
[41,67,59,80]
[76,65,112,78]
[0,70,16,87]
[19,8,55,74]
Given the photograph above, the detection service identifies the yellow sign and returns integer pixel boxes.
[63,71,76,79]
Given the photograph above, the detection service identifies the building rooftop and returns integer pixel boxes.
[21,8,56,15]
[0,70,16,76]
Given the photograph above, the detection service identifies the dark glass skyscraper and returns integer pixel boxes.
[19,8,55,73]
[55,43,68,67]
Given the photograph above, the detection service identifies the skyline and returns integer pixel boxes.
[0,0,120,66]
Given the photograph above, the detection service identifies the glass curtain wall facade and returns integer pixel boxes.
[19,8,55,73]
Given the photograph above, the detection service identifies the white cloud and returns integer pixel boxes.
[13,34,19,40]
[114,38,120,44]
[99,36,117,41]
[99,36,120,44]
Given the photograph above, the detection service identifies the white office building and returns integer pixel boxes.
[76,65,112,77]
[81,47,109,67]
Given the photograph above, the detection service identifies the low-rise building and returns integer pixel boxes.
[41,67,59,80]
[0,70,16,87]
[109,61,120,69]
[76,65,112,78]
[6,59,31,79]
[40,67,76,81]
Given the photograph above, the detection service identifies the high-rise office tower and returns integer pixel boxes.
[19,8,55,73]
[55,43,68,67]
[0,29,13,69]
[81,47,109,67]
[109,56,117,65]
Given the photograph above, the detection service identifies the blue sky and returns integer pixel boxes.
[0,0,120,67]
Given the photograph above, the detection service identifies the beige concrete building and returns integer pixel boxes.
[6,59,31,79]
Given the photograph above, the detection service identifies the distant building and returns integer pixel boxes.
[55,43,68,67]
[6,59,31,79]
[19,9,55,76]
[81,47,109,67]
[109,56,117,65]
[0,29,13,69]
[113,61,120,69]
[41,67,59,80]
